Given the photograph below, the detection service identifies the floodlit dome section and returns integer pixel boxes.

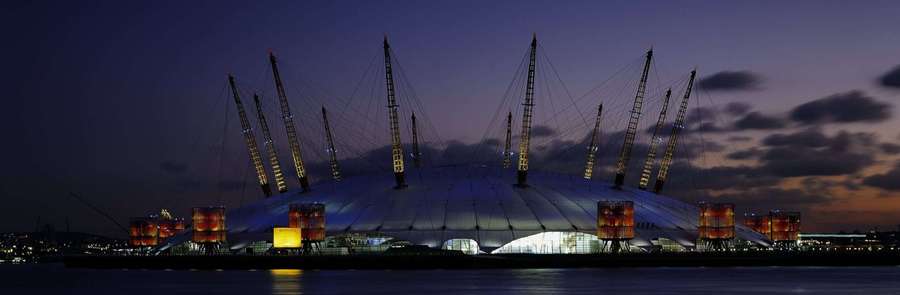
[491,232,599,254]
[442,239,480,255]
[215,166,769,252]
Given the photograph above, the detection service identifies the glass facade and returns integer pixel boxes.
[491,232,600,254]
[441,239,480,255]
[651,238,686,252]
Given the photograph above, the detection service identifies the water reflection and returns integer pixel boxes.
[508,269,565,294]
[4,265,900,294]
[269,269,303,295]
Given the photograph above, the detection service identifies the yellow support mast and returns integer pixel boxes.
[268,52,311,192]
[613,49,653,189]
[516,34,538,187]
[583,104,603,179]
[253,94,289,193]
[502,112,513,169]
[227,75,271,197]
[638,89,672,190]
[383,37,407,189]
[321,107,342,181]
[410,112,422,168]
[655,70,697,193]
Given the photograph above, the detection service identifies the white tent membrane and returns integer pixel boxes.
[162,166,769,252]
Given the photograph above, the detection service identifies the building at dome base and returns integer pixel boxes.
[158,166,769,254]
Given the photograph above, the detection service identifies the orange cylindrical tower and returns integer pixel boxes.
[697,202,735,250]
[192,207,226,245]
[128,218,158,247]
[769,211,801,244]
[597,201,634,252]
[289,203,326,243]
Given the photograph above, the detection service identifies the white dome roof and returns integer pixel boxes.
[216,165,769,250]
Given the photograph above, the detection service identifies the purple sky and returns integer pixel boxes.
[3,0,900,236]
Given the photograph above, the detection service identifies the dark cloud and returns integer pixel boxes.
[761,128,828,148]
[789,91,891,125]
[759,148,870,177]
[863,162,900,191]
[718,129,890,182]
[530,125,556,137]
[684,107,718,126]
[727,136,753,142]
[733,112,786,130]
[693,122,726,133]
[680,103,786,133]
[726,148,762,160]
[661,165,829,215]
[686,107,716,125]
[710,187,831,213]
[696,71,762,91]
[482,138,502,146]
[880,143,900,155]
[666,163,778,191]
[160,161,188,175]
[693,140,727,154]
[827,131,877,153]
[878,65,900,88]
[724,102,752,116]
[437,140,500,165]
[760,130,875,177]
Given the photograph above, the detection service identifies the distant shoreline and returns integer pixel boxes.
[65,252,900,270]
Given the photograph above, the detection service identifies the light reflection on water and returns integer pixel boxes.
[2,264,900,294]
[270,269,303,295]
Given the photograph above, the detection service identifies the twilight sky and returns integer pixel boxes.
[3,0,900,236]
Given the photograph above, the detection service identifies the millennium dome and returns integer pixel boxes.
[153,37,774,254]
[165,166,769,254]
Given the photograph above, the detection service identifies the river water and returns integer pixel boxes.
[2,264,899,294]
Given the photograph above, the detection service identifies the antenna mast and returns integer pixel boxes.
[655,70,696,193]
[613,49,653,189]
[516,34,538,187]
[638,89,672,190]
[253,95,288,193]
[502,111,513,168]
[322,107,342,181]
[384,37,407,189]
[269,52,311,192]
[411,112,422,168]
[583,104,603,179]
[228,75,271,197]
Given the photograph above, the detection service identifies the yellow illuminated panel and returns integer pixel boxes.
[273,227,302,248]
[270,269,302,276]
